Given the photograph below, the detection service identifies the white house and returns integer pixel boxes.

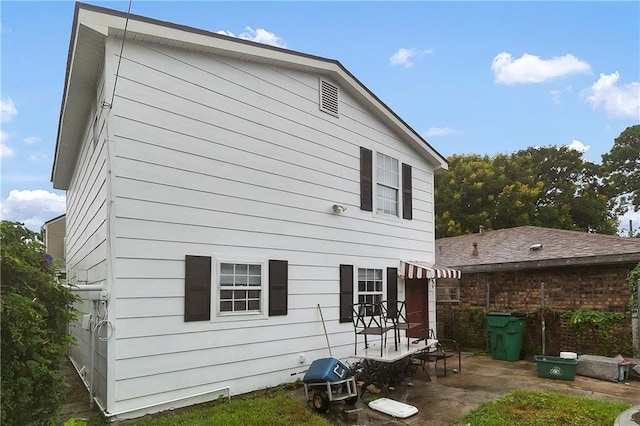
[52,2,452,420]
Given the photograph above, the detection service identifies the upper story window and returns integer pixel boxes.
[360,147,412,220]
[376,152,399,216]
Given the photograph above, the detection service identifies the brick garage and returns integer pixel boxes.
[435,226,640,356]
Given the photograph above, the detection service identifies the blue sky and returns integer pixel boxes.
[1,1,639,233]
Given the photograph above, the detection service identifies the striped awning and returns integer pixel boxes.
[401,261,462,280]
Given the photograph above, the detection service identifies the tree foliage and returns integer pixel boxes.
[435,145,618,238]
[1,221,77,426]
[602,124,640,216]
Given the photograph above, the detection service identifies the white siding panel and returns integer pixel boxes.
[106,38,439,414]
[66,67,111,409]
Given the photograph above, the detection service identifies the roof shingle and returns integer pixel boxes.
[436,226,640,271]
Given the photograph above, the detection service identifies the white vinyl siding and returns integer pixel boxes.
[95,37,438,415]
[66,68,110,407]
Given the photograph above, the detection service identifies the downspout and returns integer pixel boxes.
[541,282,546,356]
[636,278,640,358]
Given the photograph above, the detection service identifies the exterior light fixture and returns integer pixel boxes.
[332,204,347,214]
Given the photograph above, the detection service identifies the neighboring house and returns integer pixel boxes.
[51,3,450,419]
[41,214,66,275]
[435,226,640,314]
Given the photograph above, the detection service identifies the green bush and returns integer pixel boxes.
[1,221,78,426]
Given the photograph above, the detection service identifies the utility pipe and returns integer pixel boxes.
[541,282,546,356]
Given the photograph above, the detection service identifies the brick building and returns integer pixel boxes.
[433,226,640,353]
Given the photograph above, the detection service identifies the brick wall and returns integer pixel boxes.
[457,263,634,313]
[435,262,636,356]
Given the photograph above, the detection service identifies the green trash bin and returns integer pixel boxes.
[486,312,527,361]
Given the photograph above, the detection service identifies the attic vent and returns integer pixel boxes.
[319,79,339,117]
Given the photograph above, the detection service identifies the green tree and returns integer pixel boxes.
[602,124,640,222]
[1,221,77,426]
[435,146,617,238]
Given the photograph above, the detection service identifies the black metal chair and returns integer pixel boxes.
[412,329,461,381]
[352,302,394,357]
[384,299,421,351]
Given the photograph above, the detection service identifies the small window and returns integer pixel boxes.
[376,152,399,216]
[357,268,383,315]
[319,79,339,117]
[219,263,262,313]
[436,280,460,303]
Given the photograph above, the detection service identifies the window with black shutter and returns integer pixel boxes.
[269,260,288,316]
[360,147,413,219]
[184,255,211,322]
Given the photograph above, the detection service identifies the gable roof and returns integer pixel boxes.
[436,226,640,272]
[51,2,449,190]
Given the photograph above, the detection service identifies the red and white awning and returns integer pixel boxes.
[401,261,461,280]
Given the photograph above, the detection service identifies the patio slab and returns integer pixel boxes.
[297,354,640,425]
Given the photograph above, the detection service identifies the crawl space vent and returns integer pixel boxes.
[319,79,339,117]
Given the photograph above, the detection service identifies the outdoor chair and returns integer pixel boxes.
[412,329,461,381]
[352,302,395,357]
[383,299,421,351]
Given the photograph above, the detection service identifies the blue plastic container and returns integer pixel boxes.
[303,357,350,383]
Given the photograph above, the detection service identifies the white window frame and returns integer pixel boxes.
[356,266,385,315]
[374,151,401,219]
[212,255,268,322]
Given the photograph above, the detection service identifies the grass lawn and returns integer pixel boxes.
[96,389,331,426]
[65,387,632,426]
[456,389,632,426]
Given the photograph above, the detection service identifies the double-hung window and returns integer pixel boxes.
[376,152,399,216]
[360,147,412,219]
[219,263,262,313]
[185,256,287,322]
[357,268,383,315]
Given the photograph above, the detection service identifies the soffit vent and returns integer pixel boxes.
[319,79,339,117]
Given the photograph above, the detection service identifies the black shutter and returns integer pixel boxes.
[185,255,211,322]
[360,147,373,211]
[402,163,412,220]
[339,264,354,323]
[269,260,288,316]
[387,267,398,318]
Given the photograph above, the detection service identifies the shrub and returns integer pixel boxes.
[1,221,78,426]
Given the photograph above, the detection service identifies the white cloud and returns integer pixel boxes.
[29,152,48,162]
[0,189,66,231]
[582,72,640,119]
[1,141,15,158]
[550,85,573,105]
[425,127,456,137]
[0,97,17,122]
[492,52,591,85]
[217,27,286,48]
[23,136,42,145]
[389,48,433,68]
[566,139,589,153]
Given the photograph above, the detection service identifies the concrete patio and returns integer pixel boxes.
[298,354,640,425]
